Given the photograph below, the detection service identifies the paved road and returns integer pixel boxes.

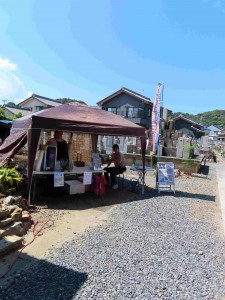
[216,155,225,235]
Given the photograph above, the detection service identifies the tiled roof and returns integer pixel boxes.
[207,125,222,132]
[3,106,32,116]
[190,125,205,133]
[173,116,202,127]
[18,94,61,107]
[97,87,152,105]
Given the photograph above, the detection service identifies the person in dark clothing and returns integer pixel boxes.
[47,131,70,160]
[44,131,71,195]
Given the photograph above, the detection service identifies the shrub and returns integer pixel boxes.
[0,165,23,195]
[181,159,196,174]
[183,143,197,158]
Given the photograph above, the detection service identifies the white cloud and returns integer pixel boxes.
[0,58,16,71]
[0,57,30,104]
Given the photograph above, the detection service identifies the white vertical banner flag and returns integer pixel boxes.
[151,83,163,153]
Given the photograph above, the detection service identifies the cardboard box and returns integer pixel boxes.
[77,176,91,192]
[64,180,85,195]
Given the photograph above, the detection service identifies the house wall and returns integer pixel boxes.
[101,93,152,128]
[19,98,49,112]
[3,108,14,117]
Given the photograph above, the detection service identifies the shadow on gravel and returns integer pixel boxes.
[32,177,144,211]
[173,190,215,201]
[0,251,88,300]
[128,188,216,202]
[32,174,215,212]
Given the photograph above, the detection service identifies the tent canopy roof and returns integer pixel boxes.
[0,103,147,200]
[0,103,146,168]
[12,103,146,136]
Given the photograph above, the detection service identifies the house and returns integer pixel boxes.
[206,125,222,140]
[18,94,62,112]
[97,87,154,128]
[207,125,222,134]
[1,105,32,118]
[96,87,170,154]
[215,132,225,145]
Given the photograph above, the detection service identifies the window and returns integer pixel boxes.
[24,106,32,111]
[126,107,144,118]
[127,107,134,118]
[107,107,117,114]
[35,106,44,111]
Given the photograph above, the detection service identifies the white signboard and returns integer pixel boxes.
[83,172,92,185]
[157,162,175,194]
[54,172,64,187]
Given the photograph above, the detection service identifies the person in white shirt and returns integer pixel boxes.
[104,144,126,189]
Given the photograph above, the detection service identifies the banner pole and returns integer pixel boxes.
[157,84,164,164]
[156,84,163,189]
[151,83,163,189]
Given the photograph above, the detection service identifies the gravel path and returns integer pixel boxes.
[1,162,225,300]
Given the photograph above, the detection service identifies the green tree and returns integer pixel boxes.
[0,107,9,120]
[169,109,225,128]
[10,112,23,119]
[56,98,87,105]
[6,102,17,107]
[0,107,24,120]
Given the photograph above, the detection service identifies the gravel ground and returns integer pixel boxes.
[1,162,225,300]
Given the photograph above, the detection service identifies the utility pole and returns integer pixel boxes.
[2,100,7,106]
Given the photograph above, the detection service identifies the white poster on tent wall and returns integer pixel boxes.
[83,172,92,185]
[54,172,64,187]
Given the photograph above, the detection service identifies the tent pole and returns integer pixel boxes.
[141,136,146,195]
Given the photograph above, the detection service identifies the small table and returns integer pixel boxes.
[31,166,105,203]
[130,165,154,193]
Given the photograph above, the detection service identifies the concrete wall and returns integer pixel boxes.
[100,153,202,174]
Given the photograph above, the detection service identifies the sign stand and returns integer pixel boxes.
[157,162,175,194]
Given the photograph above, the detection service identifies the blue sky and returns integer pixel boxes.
[0,0,225,114]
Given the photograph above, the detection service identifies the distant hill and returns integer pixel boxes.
[169,110,225,129]
[56,98,87,105]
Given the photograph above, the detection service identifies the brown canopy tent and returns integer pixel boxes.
[0,103,147,198]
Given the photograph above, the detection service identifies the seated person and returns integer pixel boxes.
[47,130,70,161]
[104,144,126,189]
